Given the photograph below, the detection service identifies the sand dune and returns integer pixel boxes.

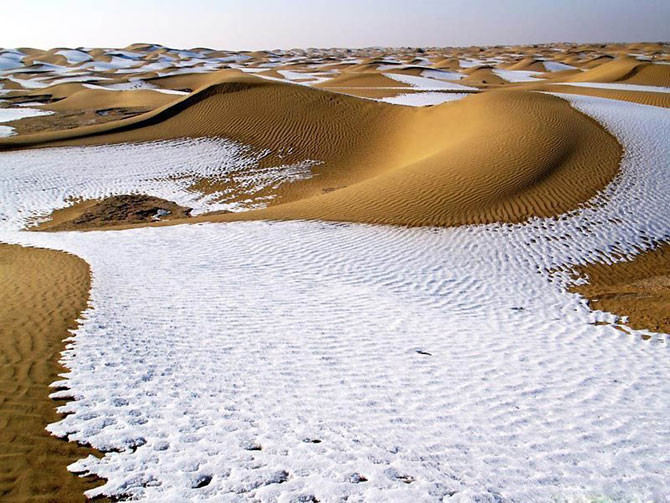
[568,56,670,86]
[572,242,670,334]
[506,57,546,72]
[214,90,621,227]
[2,90,670,499]
[0,244,103,502]
[1,75,620,229]
[459,66,507,86]
[42,87,178,112]
[314,71,406,88]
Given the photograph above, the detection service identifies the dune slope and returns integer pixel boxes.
[0,244,103,502]
[2,77,621,229]
[572,242,670,334]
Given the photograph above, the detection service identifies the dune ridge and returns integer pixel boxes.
[3,75,621,230]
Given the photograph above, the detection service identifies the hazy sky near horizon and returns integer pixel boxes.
[3,0,669,50]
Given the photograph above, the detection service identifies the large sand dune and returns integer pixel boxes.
[1,77,622,228]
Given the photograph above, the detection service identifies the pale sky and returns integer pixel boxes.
[3,0,669,50]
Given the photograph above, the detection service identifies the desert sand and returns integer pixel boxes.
[571,242,670,334]
[1,41,670,501]
[0,244,103,502]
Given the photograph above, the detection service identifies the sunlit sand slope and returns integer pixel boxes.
[572,242,670,334]
[0,244,103,501]
[223,90,621,226]
[2,77,621,228]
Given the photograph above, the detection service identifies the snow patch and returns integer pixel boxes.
[0,107,54,123]
[492,69,544,82]
[379,92,471,106]
[383,73,478,91]
[0,138,320,230]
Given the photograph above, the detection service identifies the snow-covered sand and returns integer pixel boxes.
[0,107,54,123]
[0,94,669,501]
[0,138,320,228]
[541,60,577,72]
[492,69,543,83]
[379,92,470,107]
[0,107,54,137]
[384,73,478,91]
[56,49,93,64]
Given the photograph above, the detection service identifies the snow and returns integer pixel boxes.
[0,125,16,137]
[210,54,251,63]
[276,69,334,85]
[458,59,487,68]
[106,50,143,60]
[114,61,173,74]
[541,60,577,72]
[56,49,93,64]
[15,101,48,107]
[492,69,544,82]
[0,138,320,230]
[153,88,190,95]
[82,56,143,72]
[420,69,465,81]
[560,82,670,94]
[379,92,471,106]
[383,73,478,91]
[0,95,668,500]
[0,55,24,71]
[5,75,49,89]
[0,107,53,124]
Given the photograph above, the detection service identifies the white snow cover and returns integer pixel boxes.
[56,49,93,64]
[276,70,335,85]
[379,92,471,107]
[541,61,577,72]
[492,69,544,83]
[209,54,251,64]
[420,69,465,81]
[0,106,54,124]
[82,56,143,72]
[0,138,320,229]
[560,81,670,94]
[0,95,669,500]
[458,59,487,68]
[0,55,24,71]
[383,73,478,91]
[5,75,50,89]
[0,125,15,137]
[105,50,143,60]
[115,60,174,74]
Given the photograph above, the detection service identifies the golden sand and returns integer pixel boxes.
[0,244,104,502]
[5,77,620,229]
[571,243,670,334]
